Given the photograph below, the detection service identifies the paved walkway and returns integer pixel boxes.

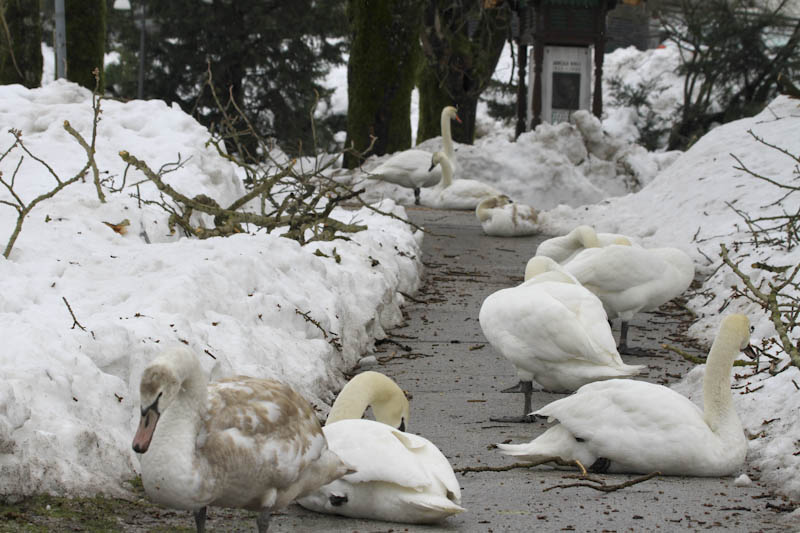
[270,207,794,532]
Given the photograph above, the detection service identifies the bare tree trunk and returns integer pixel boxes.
[417,0,510,145]
[0,0,42,88]
[343,0,423,168]
[66,0,106,92]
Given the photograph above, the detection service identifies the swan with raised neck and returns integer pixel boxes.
[496,314,752,476]
[132,346,351,533]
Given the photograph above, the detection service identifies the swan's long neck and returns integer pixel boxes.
[139,357,210,507]
[441,112,455,161]
[702,328,739,432]
[439,155,454,187]
[326,372,406,426]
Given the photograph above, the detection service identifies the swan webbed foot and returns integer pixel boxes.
[256,509,271,533]
[589,457,611,474]
[193,506,207,533]
[618,321,653,356]
[329,493,348,507]
[490,414,537,423]
[492,381,535,422]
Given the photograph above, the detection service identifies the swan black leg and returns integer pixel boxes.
[618,320,651,356]
[193,506,207,533]
[414,187,421,205]
[491,380,535,423]
[256,509,271,533]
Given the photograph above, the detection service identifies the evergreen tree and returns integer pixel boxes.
[417,1,510,144]
[66,0,106,91]
[108,0,347,156]
[343,0,424,168]
[0,0,43,88]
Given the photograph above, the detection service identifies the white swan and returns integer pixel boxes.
[424,150,501,210]
[535,225,634,265]
[479,257,644,422]
[368,106,461,205]
[497,314,752,476]
[476,194,539,237]
[564,244,695,354]
[132,346,351,533]
[297,371,464,524]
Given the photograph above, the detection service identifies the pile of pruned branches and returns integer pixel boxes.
[119,66,374,245]
[721,130,800,371]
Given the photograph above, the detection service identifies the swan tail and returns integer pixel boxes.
[404,495,466,521]
[495,425,585,465]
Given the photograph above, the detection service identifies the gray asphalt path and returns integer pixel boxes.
[269,207,796,532]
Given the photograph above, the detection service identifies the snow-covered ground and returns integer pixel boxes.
[1,42,797,508]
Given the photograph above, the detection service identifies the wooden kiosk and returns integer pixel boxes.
[505,0,618,135]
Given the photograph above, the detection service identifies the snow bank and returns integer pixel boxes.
[0,81,422,496]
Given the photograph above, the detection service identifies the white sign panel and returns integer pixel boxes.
[528,45,592,126]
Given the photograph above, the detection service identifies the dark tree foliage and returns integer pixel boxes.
[65,0,106,92]
[343,0,423,169]
[107,0,347,157]
[660,0,800,150]
[417,1,511,145]
[0,0,43,88]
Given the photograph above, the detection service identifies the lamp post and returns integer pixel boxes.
[54,0,67,79]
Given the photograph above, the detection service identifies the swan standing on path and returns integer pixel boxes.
[479,257,644,422]
[368,106,461,205]
[563,244,695,355]
[535,225,633,265]
[497,314,752,476]
[425,150,501,210]
[475,194,539,237]
[132,346,352,533]
[297,371,465,524]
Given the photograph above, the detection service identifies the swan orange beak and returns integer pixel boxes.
[454,114,462,124]
[132,405,160,454]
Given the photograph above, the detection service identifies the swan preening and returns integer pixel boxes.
[368,106,460,205]
[475,194,539,237]
[132,346,351,533]
[297,371,464,524]
[426,150,502,209]
[497,314,752,477]
[479,256,644,421]
[563,243,695,354]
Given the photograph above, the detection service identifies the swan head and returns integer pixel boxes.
[570,225,600,248]
[442,106,462,124]
[326,371,410,431]
[524,256,561,280]
[429,151,445,172]
[476,194,513,221]
[132,347,197,454]
[716,314,755,359]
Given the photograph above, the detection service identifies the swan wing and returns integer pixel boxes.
[565,246,664,293]
[322,419,438,490]
[537,379,710,456]
[480,282,619,367]
[200,378,347,509]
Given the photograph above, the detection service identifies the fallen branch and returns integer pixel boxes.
[455,456,581,474]
[543,471,661,493]
[662,342,757,366]
[62,297,86,331]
